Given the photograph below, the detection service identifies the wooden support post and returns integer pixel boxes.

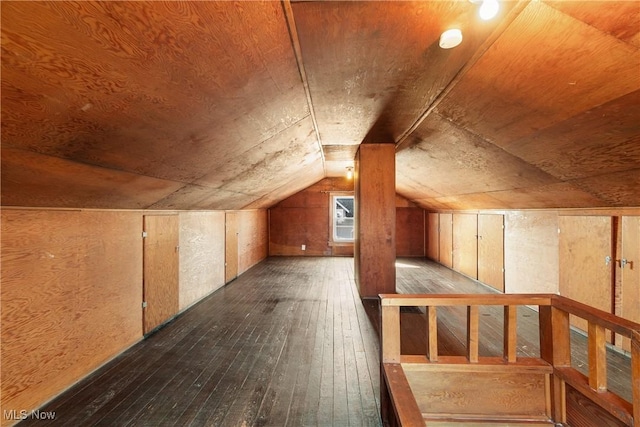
[426,306,438,362]
[539,305,571,424]
[504,305,517,363]
[588,322,607,392]
[631,331,639,424]
[467,305,479,363]
[382,305,401,363]
[354,144,396,298]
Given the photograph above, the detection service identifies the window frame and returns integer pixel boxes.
[329,192,355,245]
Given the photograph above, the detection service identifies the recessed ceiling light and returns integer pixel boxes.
[439,29,463,49]
[479,0,500,20]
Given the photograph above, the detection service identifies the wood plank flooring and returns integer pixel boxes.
[17,257,633,426]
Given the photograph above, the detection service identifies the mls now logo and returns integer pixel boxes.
[4,409,56,421]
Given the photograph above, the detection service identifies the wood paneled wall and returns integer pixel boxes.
[268,179,424,257]
[179,212,226,310]
[1,210,142,422]
[237,210,268,275]
[1,207,267,425]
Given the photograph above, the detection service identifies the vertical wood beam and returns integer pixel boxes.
[467,305,479,363]
[588,322,608,392]
[426,306,438,362]
[632,332,640,424]
[354,144,396,298]
[382,305,401,363]
[504,305,517,362]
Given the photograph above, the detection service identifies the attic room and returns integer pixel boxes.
[1,1,639,426]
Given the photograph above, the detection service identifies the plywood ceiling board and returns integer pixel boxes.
[488,182,607,209]
[503,90,640,180]
[149,185,257,211]
[545,1,640,48]
[1,1,311,183]
[396,113,559,196]
[436,1,640,148]
[570,169,640,207]
[1,147,184,209]
[292,1,507,146]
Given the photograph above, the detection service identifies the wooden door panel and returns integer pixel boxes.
[426,213,439,261]
[453,213,478,279]
[619,216,639,351]
[478,214,504,292]
[225,211,239,283]
[439,213,453,268]
[558,216,613,336]
[143,215,179,334]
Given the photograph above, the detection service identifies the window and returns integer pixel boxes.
[332,195,354,242]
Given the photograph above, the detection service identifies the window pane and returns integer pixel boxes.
[334,196,354,241]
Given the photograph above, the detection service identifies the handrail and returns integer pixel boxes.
[379,292,640,426]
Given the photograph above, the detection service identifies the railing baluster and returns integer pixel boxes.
[504,305,517,362]
[382,305,400,363]
[588,321,607,392]
[632,331,639,424]
[427,306,438,362]
[467,305,479,363]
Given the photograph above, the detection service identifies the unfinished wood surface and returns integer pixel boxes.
[588,322,607,392]
[225,211,239,283]
[453,213,478,279]
[619,216,640,352]
[478,214,504,292]
[17,258,382,427]
[236,210,268,275]
[1,210,142,425]
[178,211,225,311]
[426,213,439,261]
[439,213,454,268]
[504,305,518,362]
[558,216,614,335]
[396,207,424,257]
[143,215,179,334]
[268,178,353,257]
[504,211,559,294]
[355,144,396,298]
[565,385,627,427]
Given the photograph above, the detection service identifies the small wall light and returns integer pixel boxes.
[439,28,463,49]
[346,166,353,180]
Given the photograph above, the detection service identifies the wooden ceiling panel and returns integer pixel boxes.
[545,1,640,48]
[292,0,509,146]
[488,183,606,209]
[436,1,640,148]
[504,90,640,180]
[396,113,559,196]
[148,185,259,211]
[570,169,640,207]
[1,147,184,209]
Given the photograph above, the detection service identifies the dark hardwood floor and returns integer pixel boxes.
[19,257,632,426]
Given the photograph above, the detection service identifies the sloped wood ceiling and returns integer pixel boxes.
[1,1,639,210]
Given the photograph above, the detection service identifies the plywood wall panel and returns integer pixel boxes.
[477,214,504,292]
[559,216,613,334]
[1,210,142,422]
[179,212,225,311]
[619,216,640,351]
[396,208,424,257]
[504,211,559,294]
[426,213,439,261]
[439,213,453,268]
[237,210,268,275]
[225,211,239,283]
[453,213,478,279]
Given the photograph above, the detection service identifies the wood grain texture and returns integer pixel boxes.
[1,209,142,424]
[620,216,640,352]
[178,211,225,311]
[504,211,559,294]
[396,208,424,257]
[426,213,440,262]
[566,384,627,427]
[478,214,504,292]
[143,215,179,334]
[237,210,268,275]
[453,213,478,279]
[558,216,613,335]
[355,144,396,297]
[439,213,454,268]
[225,211,239,283]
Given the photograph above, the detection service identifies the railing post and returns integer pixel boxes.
[632,331,639,424]
[588,322,607,392]
[539,304,571,423]
[467,305,479,363]
[504,305,517,363]
[426,306,438,362]
[382,304,401,363]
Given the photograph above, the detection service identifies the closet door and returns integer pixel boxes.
[619,216,639,351]
[478,214,504,292]
[453,213,478,279]
[439,214,453,268]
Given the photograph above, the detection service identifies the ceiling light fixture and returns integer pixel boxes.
[346,166,353,180]
[478,0,499,20]
[439,28,463,49]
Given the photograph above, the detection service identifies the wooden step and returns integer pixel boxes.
[425,420,557,426]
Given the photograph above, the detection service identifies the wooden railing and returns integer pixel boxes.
[379,293,640,426]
